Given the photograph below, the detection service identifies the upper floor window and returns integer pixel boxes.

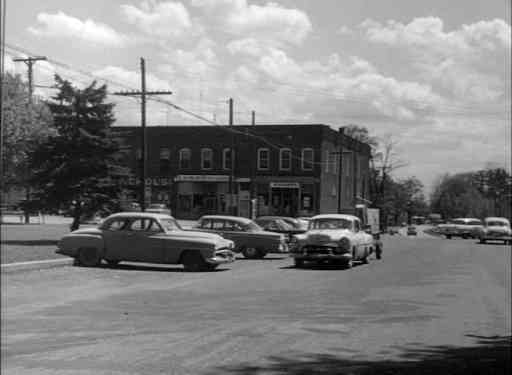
[302,148,314,171]
[343,153,352,177]
[136,148,142,160]
[159,147,170,161]
[223,148,234,170]
[201,148,213,170]
[279,148,291,171]
[325,150,330,173]
[178,148,191,169]
[257,148,270,170]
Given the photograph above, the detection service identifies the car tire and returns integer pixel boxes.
[344,259,353,269]
[77,247,101,267]
[241,246,262,259]
[106,260,120,266]
[294,259,304,268]
[182,251,209,272]
[479,238,486,244]
[446,235,452,239]
[376,245,382,260]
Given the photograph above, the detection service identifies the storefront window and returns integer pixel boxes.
[223,148,234,170]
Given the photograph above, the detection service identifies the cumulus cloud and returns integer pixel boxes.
[28,11,129,47]
[121,1,192,38]
[360,17,511,103]
[93,65,173,92]
[337,25,353,35]
[192,0,312,45]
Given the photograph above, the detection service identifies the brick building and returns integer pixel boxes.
[113,124,371,219]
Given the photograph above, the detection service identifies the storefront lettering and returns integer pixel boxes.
[174,175,230,182]
[119,177,173,186]
[270,182,300,189]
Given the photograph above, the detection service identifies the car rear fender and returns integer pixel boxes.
[59,234,104,257]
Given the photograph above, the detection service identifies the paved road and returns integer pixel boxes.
[2,236,510,374]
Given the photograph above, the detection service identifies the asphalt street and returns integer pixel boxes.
[1,235,511,374]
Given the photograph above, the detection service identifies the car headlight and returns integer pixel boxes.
[337,237,351,253]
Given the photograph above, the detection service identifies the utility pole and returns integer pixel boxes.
[113,57,172,212]
[251,110,255,126]
[13,56,47,223]
[228,98,235,215]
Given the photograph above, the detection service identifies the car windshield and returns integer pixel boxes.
[244,221,263,232]
[486,221,508,227]
[467,220,482,225]
[310,218,352,230]
[159,218,182,231]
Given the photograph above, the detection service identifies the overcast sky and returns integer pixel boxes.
[4,0,511,194]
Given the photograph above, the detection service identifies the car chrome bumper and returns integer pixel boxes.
[290,253,352,261]
[206,249,236,264]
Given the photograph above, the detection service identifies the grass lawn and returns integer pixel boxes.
[1,224,87,264]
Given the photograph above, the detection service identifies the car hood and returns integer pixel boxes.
[296,229,353,243]
[68,227,102,235]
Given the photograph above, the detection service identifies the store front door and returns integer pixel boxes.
[270,187,300,216]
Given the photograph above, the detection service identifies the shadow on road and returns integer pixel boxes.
[1,240,58,246]
[91,263,229,273]
[237,256,288,261]
[279,261,365,271]
[206,335,511,375]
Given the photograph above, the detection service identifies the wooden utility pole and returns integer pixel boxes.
[228,98,235,215]
[113,58,172,212]
[12,56,47,223]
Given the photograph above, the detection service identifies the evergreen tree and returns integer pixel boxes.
[29,75,129,230]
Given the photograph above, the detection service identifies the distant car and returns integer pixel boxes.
[56,212,235,271]
[289,214,375,268]
[254,216,307,241]
[407,226,417,236]
[195,215,287,259]
[441,218,484,239]
[476,217,512,244]
[146,203,172,216]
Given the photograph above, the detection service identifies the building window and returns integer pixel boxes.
[258,148,270,170]
[160,147,170,174]
[279,148,291,171]
[302,148,313,171]
[223,148,234,170]
[201,148,213,170]
[179,148,191,169]
[136,148,142,160]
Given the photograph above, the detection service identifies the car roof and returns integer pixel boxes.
[452,218,481,222]
[485,217,510,223]
[311,214,360,221]
[199,215,253,224]
[256,216,294,221]
[107,212,174,220]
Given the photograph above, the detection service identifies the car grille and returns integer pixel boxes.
[303,245,335,255]
[308,234,331,244]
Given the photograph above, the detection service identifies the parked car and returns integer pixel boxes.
[289,214,375,268]
[440,218,484,239]
[146,203,172,216]
[254,216,307,241]
[407,226,417,236]
[475,217,512,244]
[56,212,235,271]
[195,215,287,259]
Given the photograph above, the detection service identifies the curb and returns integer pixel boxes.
[1,258,74,274]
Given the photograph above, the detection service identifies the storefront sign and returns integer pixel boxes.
[270,182,300,189]
[119,177,173,186]
[175,175,230,182]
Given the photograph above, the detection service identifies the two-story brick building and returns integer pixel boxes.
[113,124,371,219]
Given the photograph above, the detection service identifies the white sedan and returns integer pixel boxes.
[289,214,375,268]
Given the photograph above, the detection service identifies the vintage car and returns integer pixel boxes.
[195,215,287,259]
[289,214,375,268]
[475,217,512,244]
[56,212,235,271]
[254,216,307,241]
[145,203,172,216]
[407,226,417,236]
[438,218,484,239]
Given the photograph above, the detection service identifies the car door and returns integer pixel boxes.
[221,220,248,251]
[102,217,131,261]
[124,218,165,263]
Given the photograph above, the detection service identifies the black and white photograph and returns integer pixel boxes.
[1,0,511,374]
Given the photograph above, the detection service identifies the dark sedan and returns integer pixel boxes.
[195,215,288,259]
[254,216,307,241]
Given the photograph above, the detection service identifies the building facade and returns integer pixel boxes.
[113,124,371,219]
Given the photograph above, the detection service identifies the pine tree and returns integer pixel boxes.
[30,75,129,230]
